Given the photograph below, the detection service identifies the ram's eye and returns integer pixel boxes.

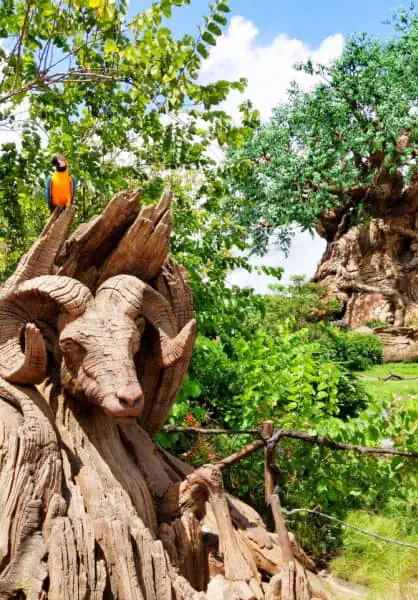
[59,338,85,355]
[59,338,86,375]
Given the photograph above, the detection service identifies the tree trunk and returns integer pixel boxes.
[313,184,418,360]
[0,190,331,599]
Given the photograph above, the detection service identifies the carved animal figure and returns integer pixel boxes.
[0,273,195,418]
[0,190,196,425]
[0,189,328,600]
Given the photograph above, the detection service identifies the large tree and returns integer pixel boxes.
[228,8,418,338]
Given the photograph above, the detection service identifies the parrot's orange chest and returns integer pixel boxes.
[51,171,72,206]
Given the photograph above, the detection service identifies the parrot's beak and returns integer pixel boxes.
[57,158,67,170]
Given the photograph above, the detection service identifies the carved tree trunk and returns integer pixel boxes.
[313,179,418,361]
[0,191,329,599]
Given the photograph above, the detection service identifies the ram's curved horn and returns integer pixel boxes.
[96,275,196,368]
[0,275,93,384]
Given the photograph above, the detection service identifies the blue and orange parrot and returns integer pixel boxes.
[45,154,77,212]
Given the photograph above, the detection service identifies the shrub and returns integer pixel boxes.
[188,335,243,424]
[309,324,383,371]
[264,276,342,332]
[342,332,384,370]
[366,319,387,329]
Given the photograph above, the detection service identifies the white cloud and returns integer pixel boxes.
[200,17,343,291]
[200,16,345,121]
[227,230,326,293]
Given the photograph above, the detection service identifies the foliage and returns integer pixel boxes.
[263,275,342,332]
[331,509,418,599]
[366,319,387,329]
[2,0,418,572]
[0,0,259,278]
[163,312,415,558]
[0,133,50,277]
[227,7,418,252]
[187,336,236,420]
[309,324,383,371]
[132,171,265,342]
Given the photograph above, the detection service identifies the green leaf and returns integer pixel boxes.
[197,43,209,59]
[202,31,216,46]
[208,22,222,36]
[161,0,172,17]
[217,3,231,12]
[213,13,227,26]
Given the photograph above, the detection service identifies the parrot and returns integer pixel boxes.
[45,154,77,212]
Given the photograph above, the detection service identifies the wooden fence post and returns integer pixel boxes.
[263,420,274,503]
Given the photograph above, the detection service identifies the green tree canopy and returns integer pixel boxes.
[0,0,260,277]
[227,7,418,253]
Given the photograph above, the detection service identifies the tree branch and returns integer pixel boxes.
[163,425,418,460]
[268,428,418,459]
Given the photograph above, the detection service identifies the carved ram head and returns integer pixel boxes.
[0,190,196,422]
[0,274,196,418]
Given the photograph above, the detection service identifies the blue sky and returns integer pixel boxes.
[131,0,412,45]
[135,0,413,291]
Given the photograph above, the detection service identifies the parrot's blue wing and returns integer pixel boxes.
[71,176,77,202]
[45,176,53,211]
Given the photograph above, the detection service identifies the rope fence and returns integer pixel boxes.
[162,424,418,459]
[284,508,418,550]
[162,421,418,551]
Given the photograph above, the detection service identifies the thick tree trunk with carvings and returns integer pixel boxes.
[0,191,330,599]
[313,174,418,361]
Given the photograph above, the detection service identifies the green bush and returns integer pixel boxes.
[366,320,387,329]
[190,336,235,402]
[161,306,416,563]
[309,324,383,371]
[333,366,370,419]
[263,276,342,332]
[340,332,384,371]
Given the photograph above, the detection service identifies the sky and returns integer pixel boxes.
[132,0,409,46]
[137,0,410,292]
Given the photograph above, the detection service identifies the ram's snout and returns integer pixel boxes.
[116,383,143,408]
[101,383,145,420]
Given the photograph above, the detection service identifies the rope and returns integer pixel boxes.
[162,425,418,459]
[162,426,260,436]
[284,508,418,550]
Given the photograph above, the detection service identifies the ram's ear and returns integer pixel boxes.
[4,323,48,385]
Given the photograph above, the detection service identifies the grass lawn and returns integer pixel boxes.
[331,362,418,599]
[359,362,418,402]
[331,511,418,600]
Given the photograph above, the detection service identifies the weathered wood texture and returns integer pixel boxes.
[313,186,418,360]
[0,190,328,599]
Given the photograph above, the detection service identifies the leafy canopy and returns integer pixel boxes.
[227,7,418,252]
[0,0,259,276]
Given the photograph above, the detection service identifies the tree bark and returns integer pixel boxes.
[313,183,418,360]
